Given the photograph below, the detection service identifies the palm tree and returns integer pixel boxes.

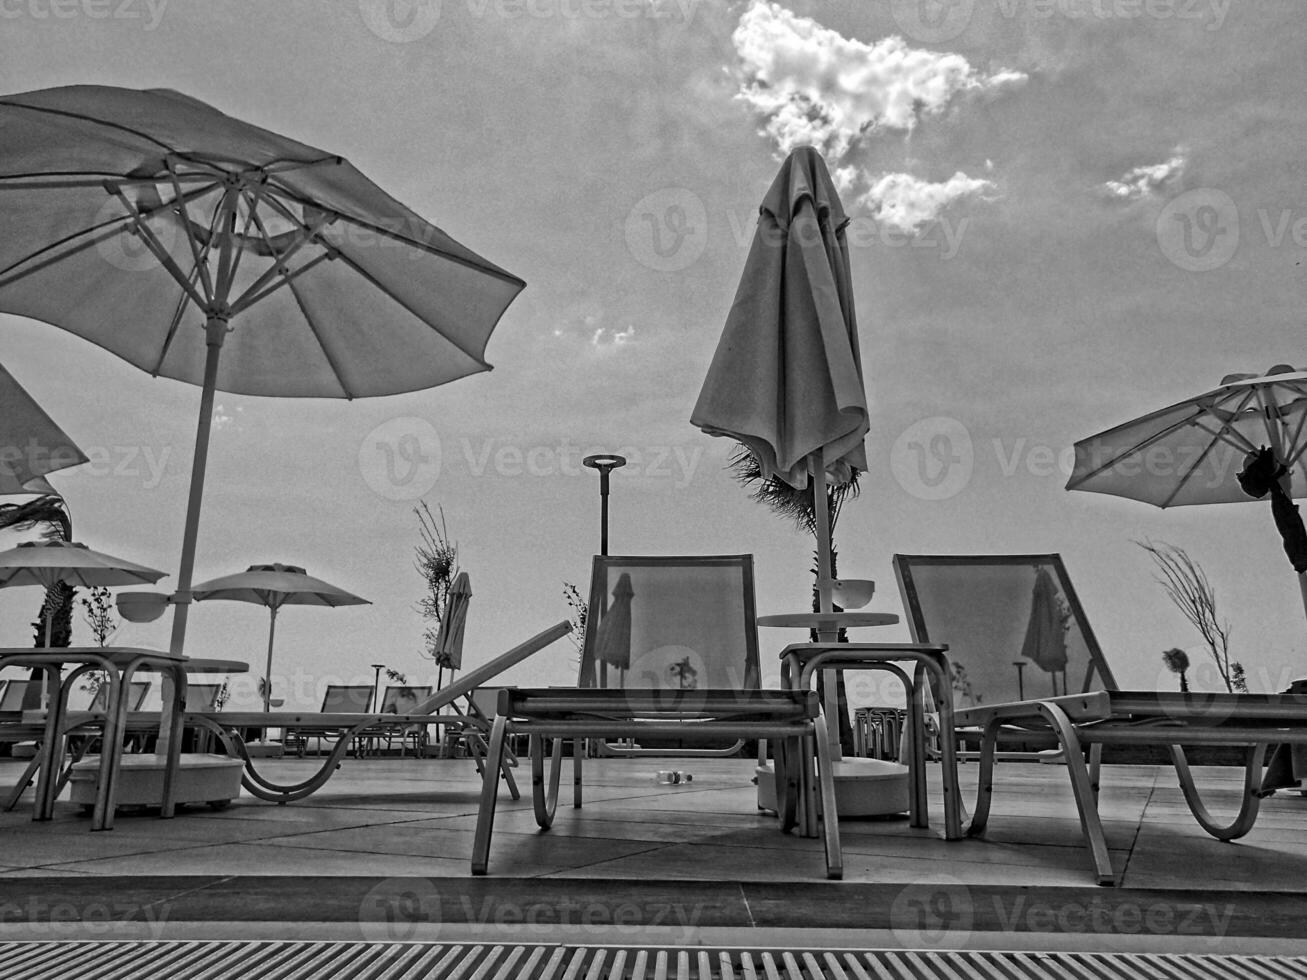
[728,444,860,751]
[0,493,73,709]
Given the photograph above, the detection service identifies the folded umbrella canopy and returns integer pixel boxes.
[1067,364,1307,626]
[691,146,868,615]
[1020,566,1068,695]
[0,540,166,644]
[191,563,369,713]
[0,85,525,656]
[0,362,88,495]
[593,571,634,687]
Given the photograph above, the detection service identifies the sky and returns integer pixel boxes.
[2,0,1306,711]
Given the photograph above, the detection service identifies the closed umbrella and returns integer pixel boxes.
[0,363,88,495]
[594,571,634,687]
[0,540,166,644]
[1020,566,1068,695]
[1066,364,1307,627]
[191,563,369,712]
[431,570,470,689]
[691,146,867,616]
[0,85,524,658]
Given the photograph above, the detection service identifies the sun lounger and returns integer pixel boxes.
[962,689,1307,885]
[470,556,843,879]
[894,552,1307,885]
[187,621,571,803]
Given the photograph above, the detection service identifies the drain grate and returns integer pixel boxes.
[2,942,1306,979]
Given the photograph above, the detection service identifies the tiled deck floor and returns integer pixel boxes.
[0,754,1304,954]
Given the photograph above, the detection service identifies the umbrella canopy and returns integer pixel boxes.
[1019,566,1068,691]
[1066,365,1307,507]
[0,540,166,643]
[192,563,369,712]
[0,362,88,495]
[0,84,525,656]
[1066,364,1307,624]
[691,146,867,613]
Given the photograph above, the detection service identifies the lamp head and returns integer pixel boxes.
[583,453,627,474]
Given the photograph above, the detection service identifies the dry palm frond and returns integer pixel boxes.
[726,443,860,537]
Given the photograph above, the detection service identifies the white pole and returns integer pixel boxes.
[263,606,278,713]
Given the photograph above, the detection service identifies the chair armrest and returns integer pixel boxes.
[954,691,1113,729]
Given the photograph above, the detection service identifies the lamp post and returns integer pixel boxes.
[582,453,627,556]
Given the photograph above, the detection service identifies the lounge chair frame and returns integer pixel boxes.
[470,687,842,879]
[188,621,571,804]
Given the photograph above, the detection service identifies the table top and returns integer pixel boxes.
[757,611,899,629]
[0,648,248,673]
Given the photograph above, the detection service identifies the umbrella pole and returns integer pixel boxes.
[263,606,278,714]
[167,315,229,658]
[811,451,835,619]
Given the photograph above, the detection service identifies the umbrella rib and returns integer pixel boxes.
[0,178,219,284]
[260,176,525,288]
[231,251,334,316]
[153,265,207,377]
[227,203,336,314]
[0,172,216,190]
[108,184,212,312]
[166,163,218,301]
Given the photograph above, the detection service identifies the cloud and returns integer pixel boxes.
[211,404,241,430]
[592,323,636,347]
[1103,153,1186,202]
[732,1,1026,160]
[861,171,995,233]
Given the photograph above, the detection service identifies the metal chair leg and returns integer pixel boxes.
[471,714,511,875]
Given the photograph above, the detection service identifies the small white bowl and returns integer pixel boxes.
[831,578,875,609]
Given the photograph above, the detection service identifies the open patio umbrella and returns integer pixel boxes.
[691,146,867,617]
[0,540,166,644]
[190,563,369,712]
[0,363,88,495]
[0,85,525,658]
[1066,364,1307,625]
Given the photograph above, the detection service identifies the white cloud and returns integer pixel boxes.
[1103,153,1186,201]
[211,404,241,430]
[591,323,636,347]
[732,1,1026,160]
[861,171,995,233]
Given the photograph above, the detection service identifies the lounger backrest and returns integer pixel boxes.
[319,684,374,713]
[577,555,761,692]
[893,554,1117,708]
[380,685,433,713]
[0,679,26,712]
[88,680,152,712]
[184,682,222,711]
